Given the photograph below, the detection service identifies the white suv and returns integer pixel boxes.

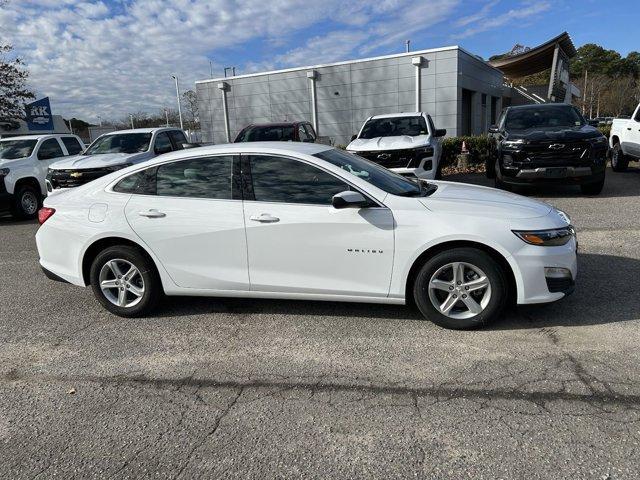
[0,134,84,218]
[36,143,577,330]
[346,112,446,180]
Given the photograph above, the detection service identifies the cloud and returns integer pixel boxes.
[453,1,551,39]
[0,0,550,122]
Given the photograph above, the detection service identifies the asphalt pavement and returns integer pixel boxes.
[1,165,639,479]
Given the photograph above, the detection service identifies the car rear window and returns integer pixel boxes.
[236,126,296,142]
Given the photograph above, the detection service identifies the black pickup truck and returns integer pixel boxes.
[487,104,608,195]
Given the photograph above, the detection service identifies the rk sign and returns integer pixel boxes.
[26,97,54,131]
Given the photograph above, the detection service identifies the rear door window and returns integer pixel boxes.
[169,130,188,150]
[61,136,84,155]
[156,156,234,199]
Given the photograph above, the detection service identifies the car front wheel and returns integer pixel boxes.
[413,248,508,329]
[89,245,162,317]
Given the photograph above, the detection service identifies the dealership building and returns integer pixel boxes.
[196,33,577,145]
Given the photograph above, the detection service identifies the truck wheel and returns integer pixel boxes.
[611,143,628,172]
[10,184,41,219]
[580,177,605,195]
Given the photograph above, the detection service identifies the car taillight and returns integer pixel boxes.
[38,207,56,225]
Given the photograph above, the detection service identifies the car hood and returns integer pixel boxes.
[50,152,151,170]
[506,125,603,142]
[347,135,430,152]
[420,181,553,219]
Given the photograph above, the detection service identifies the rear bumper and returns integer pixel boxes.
[40,265,71,284]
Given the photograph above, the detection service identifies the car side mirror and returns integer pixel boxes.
[434,128,447,137]
[350,134,357,142]
[488,125,499,134]
[331,190,370,209]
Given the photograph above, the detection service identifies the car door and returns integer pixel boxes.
[36,138,67,194]
[631,109,640,157]
[242,153,395,297]
[123,154,249,291]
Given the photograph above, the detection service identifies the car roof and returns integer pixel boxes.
[0,133,79,141]
[102,127,182,135]
[141,141,333,165]
[369,112,424,119]
[508,103,575,110]
[244,122,307,128]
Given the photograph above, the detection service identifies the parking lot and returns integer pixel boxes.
[1,166,639,479]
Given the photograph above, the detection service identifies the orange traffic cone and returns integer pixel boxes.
[461,140,469,154]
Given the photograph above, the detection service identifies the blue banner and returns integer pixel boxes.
[26,97,54,131]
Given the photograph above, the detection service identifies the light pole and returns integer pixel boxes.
[97,115,102,126]
[171,75,184,131]
[164,108,169,127]
[129,114,134,129]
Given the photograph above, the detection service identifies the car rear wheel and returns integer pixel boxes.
[89,245,162,317]
[11,184,41,219]
[413,248,508,329]
[611,143,628,172]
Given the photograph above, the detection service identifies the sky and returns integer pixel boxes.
[0,0,638,122]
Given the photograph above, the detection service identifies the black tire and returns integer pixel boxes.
[412,248,508,330]
[580,177,605,195]
[89,245,162,317]
[434,159,443,180]
[10,184,41,219]
[611,143,628,172]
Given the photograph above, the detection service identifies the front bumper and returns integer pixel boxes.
[0,178,13,211]
[500,164,605,186]
[511,236,578,304]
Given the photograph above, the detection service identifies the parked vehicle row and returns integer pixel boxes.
[0,127,190,219]
[610,102,640,172]
[36,142,577,330]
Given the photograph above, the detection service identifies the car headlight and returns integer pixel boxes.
[412,146,434,156]
[503,139,525,149]
[0,168,10,177]
[589,136,607,145]
[513,226,575,246]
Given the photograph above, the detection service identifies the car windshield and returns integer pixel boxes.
[505,107,586,130]
[237,126,296,142]
[84,133,152,155]
[0,139,38,160]
[314,148,425,197]
[359,116,428,139]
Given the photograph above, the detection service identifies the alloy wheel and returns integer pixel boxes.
[427,262,492,320]
[98,259,145,308]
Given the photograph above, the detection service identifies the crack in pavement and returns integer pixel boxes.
[171,386,244,480]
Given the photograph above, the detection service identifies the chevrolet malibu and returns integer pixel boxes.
[36,143,577,329]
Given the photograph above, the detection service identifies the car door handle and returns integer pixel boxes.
[250,213,280,223]
[138,209,166,218]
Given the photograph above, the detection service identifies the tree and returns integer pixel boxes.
[182,90,199,130]
[0,43,35,118]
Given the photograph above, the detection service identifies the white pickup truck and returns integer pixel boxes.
[0,133,85,218]
[610,103,640,171]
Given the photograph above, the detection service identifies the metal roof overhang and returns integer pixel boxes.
[489,32,577,78]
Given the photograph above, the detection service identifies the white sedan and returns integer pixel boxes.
[36,142,577,329]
